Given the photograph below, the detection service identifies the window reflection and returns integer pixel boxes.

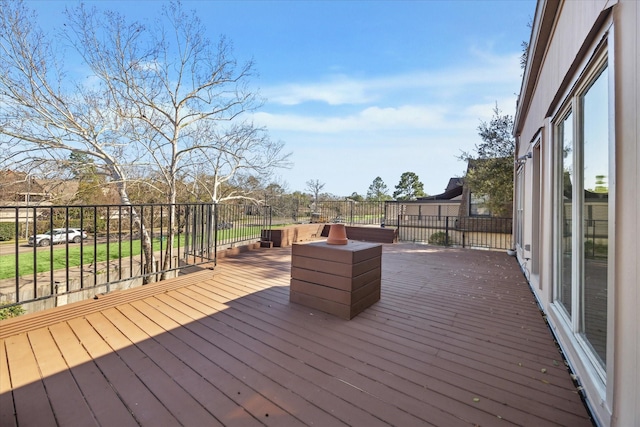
[559,111,573,315]
[582,66,608,366]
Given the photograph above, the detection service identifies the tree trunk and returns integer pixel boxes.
[114,176,155,284]
[159,203,176,281]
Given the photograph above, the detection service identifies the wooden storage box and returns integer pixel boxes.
[290,240,382,319]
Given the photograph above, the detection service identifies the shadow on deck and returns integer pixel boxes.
[0,244,593,426]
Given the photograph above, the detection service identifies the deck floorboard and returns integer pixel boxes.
[0,244,593,426]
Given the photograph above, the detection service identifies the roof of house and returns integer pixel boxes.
[0,170,47,201]
[36,179,80,203]
[417,177,464,201]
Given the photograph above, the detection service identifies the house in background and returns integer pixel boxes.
[0,170,118,236]
[396,168,512,221]
[383,177,463,225]
[0,170,52,234]
[0,170,49,203]
[513,1,638,425]
[413,177,464,217]
[421,177,464,201]
[0,170,82,205]
[36,179,80,204]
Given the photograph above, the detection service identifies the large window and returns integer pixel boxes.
[581,63,609,366]
[558,110,573,315]
[515,168,524,249]
[554,53,610,370]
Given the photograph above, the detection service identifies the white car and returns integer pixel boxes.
[28,228,87,247]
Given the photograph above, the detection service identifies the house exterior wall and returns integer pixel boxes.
[610,1,639,424]
[386,200,461,221]
[514,1,639,425]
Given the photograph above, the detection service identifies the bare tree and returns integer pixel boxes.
[64,2,290,277]
[0,0,290,280]
[186,122,290,204]
[305,179,325,210]
[0,0,163,281]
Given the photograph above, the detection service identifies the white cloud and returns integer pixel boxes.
[262,50,522,106]
[264,77,375,106]
[254,104,450,133]
[254,96,520,137]
[257,48,523,195]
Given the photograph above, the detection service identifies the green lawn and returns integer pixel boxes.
[0,238,170,280]
[0,227,264,280]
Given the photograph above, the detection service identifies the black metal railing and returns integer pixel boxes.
[265,198,387,227]
[0,202,269,312]
[394,214,513,250]
[0,200,514,313]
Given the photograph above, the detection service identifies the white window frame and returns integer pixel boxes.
[551,41,613,384]
[515,166,524,250]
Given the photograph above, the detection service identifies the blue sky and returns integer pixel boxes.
[29,0,536,197]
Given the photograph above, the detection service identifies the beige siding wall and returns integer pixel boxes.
[611,1,639,425]
[517,2,610,304]
[518,1,609,146]
[402,202,460,217]
[516,1,639,425]
[517,0,611,306]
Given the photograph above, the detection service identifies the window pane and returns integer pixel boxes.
[559,112,573,315]
[470,193,491,216]
[581,66,608,366]
[515,170,524,248]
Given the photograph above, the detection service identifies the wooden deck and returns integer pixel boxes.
[0,244,594,426]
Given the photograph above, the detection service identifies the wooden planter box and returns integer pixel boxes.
[262,224,326,247]
[343,226,398,243]
[290,240,382,319]
[262,224,397,247]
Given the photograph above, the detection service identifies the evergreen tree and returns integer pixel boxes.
[366,176,391,201]
[393,172,426,201]
[459,105,515,217]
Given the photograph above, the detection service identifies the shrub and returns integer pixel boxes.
[0,223,16,241]
[428,231,449,246]
[0,305,26,320]
[584,239,608,258]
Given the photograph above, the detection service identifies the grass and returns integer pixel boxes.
[0,238,168,280]
[0,227,264,280]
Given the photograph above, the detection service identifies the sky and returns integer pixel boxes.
[28,0,536,198]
